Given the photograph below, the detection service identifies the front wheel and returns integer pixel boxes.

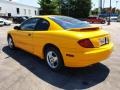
[44,47,64,71]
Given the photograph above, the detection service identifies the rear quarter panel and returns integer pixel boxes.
[32,29,110,60]
[32,31,79,59]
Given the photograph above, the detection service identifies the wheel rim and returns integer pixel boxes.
[46,51,59,69]
[8,37,13,48]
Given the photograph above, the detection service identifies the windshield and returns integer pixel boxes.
[50,16,91,29]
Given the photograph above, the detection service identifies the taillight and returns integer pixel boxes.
[78,39,94,48]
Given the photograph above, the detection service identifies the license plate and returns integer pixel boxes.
[99,37,109,46]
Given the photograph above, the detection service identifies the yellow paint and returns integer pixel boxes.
[8,15,113,67]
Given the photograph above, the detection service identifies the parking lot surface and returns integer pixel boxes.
[0,23,120,90]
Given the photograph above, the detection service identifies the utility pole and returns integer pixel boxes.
[103,0,105,9]
[107,0,112,25]
[99,0,102,14]
[116,0,118,13]
[116,0,118,9]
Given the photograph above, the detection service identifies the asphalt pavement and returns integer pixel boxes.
[0,23,120,90]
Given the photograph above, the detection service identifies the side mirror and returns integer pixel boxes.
[14,26,21,30]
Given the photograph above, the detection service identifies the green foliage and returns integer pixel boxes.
[91,8,99,15]
[116,9,120,14]
[60,0,91,18]
[38,0,58,15]
[38,0,91,18]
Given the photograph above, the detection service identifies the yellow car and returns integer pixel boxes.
[7,15,113,71]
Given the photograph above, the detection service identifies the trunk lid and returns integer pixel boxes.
[67,26,110,48]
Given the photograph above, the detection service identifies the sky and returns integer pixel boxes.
[92,0,120,9]
[11,0,39,7]
[6,0,120,9]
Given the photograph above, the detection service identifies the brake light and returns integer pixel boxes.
[78,39,94,48]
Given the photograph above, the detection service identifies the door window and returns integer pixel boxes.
[20,18,39,31]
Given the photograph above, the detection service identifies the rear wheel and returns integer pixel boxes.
[101,21,105,24]
[7,36,15,49]
[44,47,64,71]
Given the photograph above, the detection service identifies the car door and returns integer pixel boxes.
[13,18,39,53]
[32,18,50,57]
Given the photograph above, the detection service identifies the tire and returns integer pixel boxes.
[7,36,15,49]
[44,47,64,71]
[101,21,105,24]
[4,22,6,25]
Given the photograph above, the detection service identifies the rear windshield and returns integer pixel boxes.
[50,16,91,29]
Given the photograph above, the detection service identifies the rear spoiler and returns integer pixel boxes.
[68,27,100,31]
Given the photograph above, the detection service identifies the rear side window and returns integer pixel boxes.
[35,19,50,31]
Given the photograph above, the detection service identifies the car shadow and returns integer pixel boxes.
[2,46,110,90]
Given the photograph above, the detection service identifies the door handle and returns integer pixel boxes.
[28,33,32,36]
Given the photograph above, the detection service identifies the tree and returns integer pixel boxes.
[116,9,120,14]
[38,0,58,15]
[60,0,91,18]
[91,8,99,15]
[38,0,91,18]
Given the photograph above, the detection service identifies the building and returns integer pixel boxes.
[0,0,39,17]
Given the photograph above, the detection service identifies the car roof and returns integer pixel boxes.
[34,15,63,18]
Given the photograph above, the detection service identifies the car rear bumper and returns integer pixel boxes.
[63,43,113,67]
